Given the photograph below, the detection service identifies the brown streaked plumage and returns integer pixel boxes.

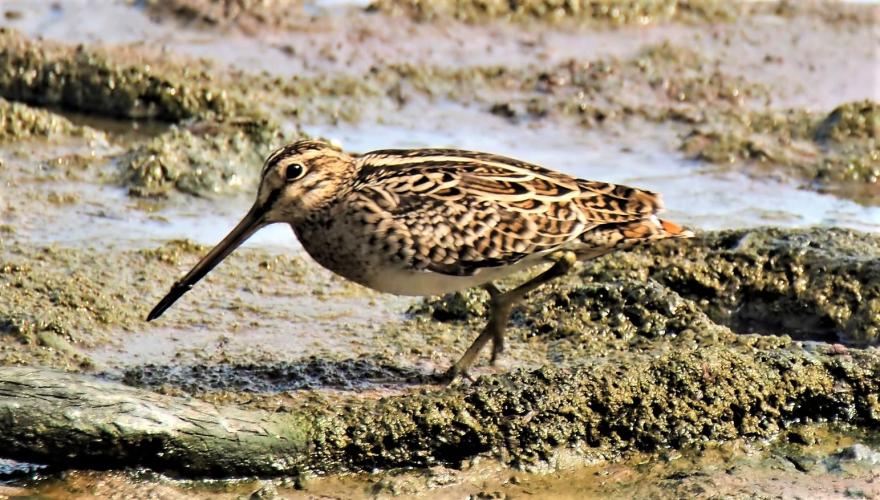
[147,139,693,381]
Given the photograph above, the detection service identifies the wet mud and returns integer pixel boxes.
[1,0,878,497]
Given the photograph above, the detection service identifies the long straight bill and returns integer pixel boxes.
[146,206,266,321]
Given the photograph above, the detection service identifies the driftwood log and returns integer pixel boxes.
[0,366,309,476]
[0,346,878,478]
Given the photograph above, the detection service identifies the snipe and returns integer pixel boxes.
[147,140,693,381]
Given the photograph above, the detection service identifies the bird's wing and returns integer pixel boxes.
[350,149,662,276]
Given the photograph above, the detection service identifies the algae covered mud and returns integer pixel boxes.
[1,0,879,498]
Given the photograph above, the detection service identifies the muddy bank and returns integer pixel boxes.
[0,1,878,495]
[3,225,878,375]
[312,346,879,472]
[420,227,880,360]
[0,28,249,121]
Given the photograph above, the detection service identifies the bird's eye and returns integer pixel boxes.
[284,163,305,181]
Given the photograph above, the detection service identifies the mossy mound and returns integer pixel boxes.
[681,101,880,190]
[578,228,880,345]
[0,98,95,142]
[0,28,248,121]
[420,227,880,352]
[120,119,287,197]
[815,100,880,144]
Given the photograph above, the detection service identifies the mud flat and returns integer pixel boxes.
[0,0,878,497]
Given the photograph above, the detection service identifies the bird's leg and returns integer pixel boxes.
[482,283,505,364]
[487,251,577,365]
[443,251,577,381]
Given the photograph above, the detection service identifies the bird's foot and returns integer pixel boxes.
[434,365,476,386]
[489,341,504,366]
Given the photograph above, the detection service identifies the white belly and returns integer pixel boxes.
[363,258,545,296]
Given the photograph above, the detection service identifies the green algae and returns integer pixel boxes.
[0,28,248,121]
[368,0,742,25]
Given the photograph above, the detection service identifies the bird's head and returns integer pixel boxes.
[256,139,355,224]
[146,139,355,321]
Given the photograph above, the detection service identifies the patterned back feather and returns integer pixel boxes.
[347,149,685,277]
